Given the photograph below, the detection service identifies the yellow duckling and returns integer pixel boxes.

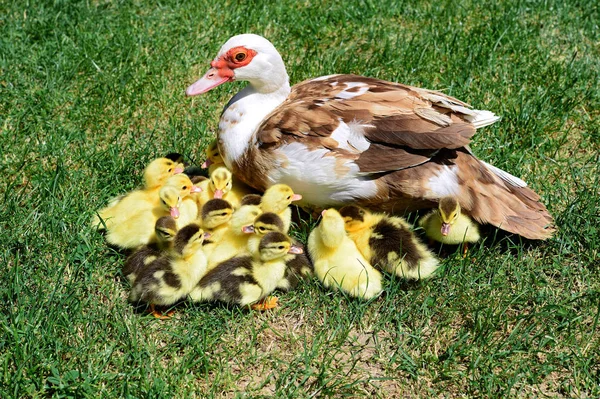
[122,216,178,284]
[205,204,263,269]
[195,166,245,209]
[104,175,201,249]
[308,208,383,299]
[129,223,209,319]
[246,212,313,290]
[143,155,185,189]
[201,139,224,175]
[189,231,303,310]
[94,173,200,231]
[419,197,481,256]
[260,184,302,234]
[339,206,439,280]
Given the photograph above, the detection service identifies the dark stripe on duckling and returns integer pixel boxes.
[201,198,233,220]
[370,219,421,271]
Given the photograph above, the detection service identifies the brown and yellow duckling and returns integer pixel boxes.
[339,205,440,280]
[129,223,209,319]
[189,232,302,310]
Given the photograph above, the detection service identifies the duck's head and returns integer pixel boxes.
[173,223,208,256]
[186,34,289,96]
[319,208,346,234]
[143,157,184,189]
[438,197,461,236]
[201,199,234,229]
[154,216,178,245]
[257,232,303,261]
[159,186,183,219]
[208,167,233,199]
[338,205,368,233]
[243,212,285,235]
[260,184,302,214]
[201,140,224,169]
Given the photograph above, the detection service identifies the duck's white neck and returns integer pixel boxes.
[218,81,290,168]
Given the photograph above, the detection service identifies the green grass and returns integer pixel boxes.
[1,0,599,397]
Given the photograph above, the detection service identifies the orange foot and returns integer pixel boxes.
[149,303,173,320]
[251,296,279,311]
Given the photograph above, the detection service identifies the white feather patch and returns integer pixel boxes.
[330,120,371,152]
[428,165,460,197]
[335,82,370,100]
[268,142,378,205]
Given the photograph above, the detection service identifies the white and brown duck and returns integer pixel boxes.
[186,33,554,240]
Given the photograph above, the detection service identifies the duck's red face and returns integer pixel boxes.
[186,46,257,96]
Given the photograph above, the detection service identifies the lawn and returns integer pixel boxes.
[1,0,599,397]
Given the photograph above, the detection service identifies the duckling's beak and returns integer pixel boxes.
[190,185,202,193]
[201,158,213,169]
[288,245,304,254]
[291,194,302,202]
[173,167,184,174]
[441,223,451,236]
[241,225,255,234]
[170,207,180,219]
[213,189,224,199]
[203,232,211,240]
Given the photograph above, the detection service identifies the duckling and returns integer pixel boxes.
[158,185,198,228]
[205,204,263,269]
[308,208,382,299]
[104,175,201,249]
[339,205,439,280]
[260,184,302,234]
[419,197,481,256]
[129,223,208,319]
[143,155,185,189]
[122,216,178,284]
[194,166,244,210]
[246,212,313,290]
[201,139,224,174]
[189,232,303,310]
[93,173,200,231]
[200,197,234,231]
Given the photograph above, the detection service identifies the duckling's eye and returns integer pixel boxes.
[182,185,188,190]
[286,196,291,200]
[221,212,228,216]
[168,168,173,173]
[234,52,246,62]
[258,226,265,232]
[278,245,285,250]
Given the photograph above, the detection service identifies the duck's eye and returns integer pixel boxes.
[168,168,172,173]
[286,196,291,200]
[221,212,228,216]
[234,52,246,62]
[278,245,285,250]
[183,185,188,190]
[258,226,265,232]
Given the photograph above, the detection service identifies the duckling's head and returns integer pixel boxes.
[201,199,234,229]
[201,140,224,168]
[208,166,233,199]
[163,174,202,197]
[258,232,303,261]
[230,205,263,233]
[260,184,302,213]
[438,197,461,236]
[339,205,368,232]
[143,157,184,188]
[159,185,183,218]
[173,223,207,256]
[240,194,262,206]
[318,208,347,245]
[155,216,178,245]
[244,212,285,235]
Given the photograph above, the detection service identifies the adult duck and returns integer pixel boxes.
[186,34,554,240]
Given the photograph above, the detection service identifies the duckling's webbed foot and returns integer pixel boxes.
[251,296,279,311]
[149,304,173,320]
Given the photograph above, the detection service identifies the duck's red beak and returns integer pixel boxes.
[186,67,231,96]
